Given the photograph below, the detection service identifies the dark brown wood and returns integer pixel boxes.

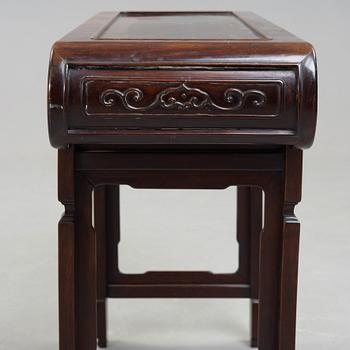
[279,147,303,350]
[94,186,107,348]
[237,186,263,348]
[100,185,120,348]
[56,146,305,350]
[74,148,294,350]
[107,283,250,298]
[58,147,76,350]
[258,176,283,350]
[94,12,268,40]
[77,149,279,304]
[76,151,284,172]
[249,187,263,348]
[50,11,317,350]
[48,11,317,149]
[58,148,97,350]
[251,299,259,348]
[108,271,247,285]
[55,146,307,350]
[75,69,291,120]
[75,175,97,350]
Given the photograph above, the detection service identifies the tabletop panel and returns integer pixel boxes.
[94,12,266,40]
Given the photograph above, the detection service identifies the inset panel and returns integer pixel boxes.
[83,79,282,117]
[95,12,266,40]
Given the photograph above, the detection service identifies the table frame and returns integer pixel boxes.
[58,145,302,350]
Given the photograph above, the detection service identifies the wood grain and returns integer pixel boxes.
[50,11,316,350]
[48,12,317,149]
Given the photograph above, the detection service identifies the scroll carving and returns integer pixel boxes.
[99,83,267,112]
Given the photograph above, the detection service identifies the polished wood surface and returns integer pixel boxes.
[48,11,317,149]
[94,12,265,40]
[56,145,304,350]
[61,11,303,42]
[49,11,317,350]
[237,187,263,347]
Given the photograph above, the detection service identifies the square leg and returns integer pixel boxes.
[237,186,263,348]
[278,147,302,350]
[258,147,302,350]
[95,185,120,348]
[95,186,107,348]
[237,147,302,350]
[58,149,97,350]
[250,299,259,348]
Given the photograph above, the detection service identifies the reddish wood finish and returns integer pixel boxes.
[48,11,317,149]
[50,11,317,350]
[94,186,107,348]
[57,146,305,350]
[58,148,76,350]
[237,186,263,347]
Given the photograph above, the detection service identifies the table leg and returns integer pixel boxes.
[258,147,302,350]
[58,147,97,350]
[96,185,120,348]
[249,187,263,348]
[75,175,97,350]
[237,186,263,348]
[58,148,76,350]
[258,179,283,350]
[278,147,302,350]
[95,186,107,348]
[58,203,76,350]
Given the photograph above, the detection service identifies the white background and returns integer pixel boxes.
[0,1,349,349]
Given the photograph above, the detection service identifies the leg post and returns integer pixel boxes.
[258,146,302,350]
[250,299,259,348]
[258,179,283,350]
[58,147,76,350]
[58,148,97,350]
[249,187,263,348]
[95,185,120,348]
[95,186,107,348]
[278,147,303,350]
[58,207,76,350]
[75,175,97,350]
[97,300,107,348]
[237,186,262,348]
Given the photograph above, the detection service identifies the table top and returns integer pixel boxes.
[62,11,302,43]
[95,12,261,40]
[48,12,317,149]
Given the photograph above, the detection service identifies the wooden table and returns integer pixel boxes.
[48,11,317,350]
